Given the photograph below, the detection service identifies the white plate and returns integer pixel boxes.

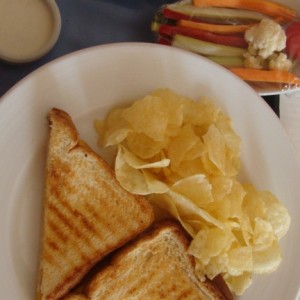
[0,43,300,300]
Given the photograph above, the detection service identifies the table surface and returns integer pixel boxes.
[1,0,300,159]
[0,0,169,96]
[280,92,300,159]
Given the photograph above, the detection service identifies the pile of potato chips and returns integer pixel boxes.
[95,89,290,295]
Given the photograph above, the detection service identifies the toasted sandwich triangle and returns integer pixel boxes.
[37,108,154,300]
[85,221,229,300]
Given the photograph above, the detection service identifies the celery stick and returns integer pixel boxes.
[206,55,245,67]
[173,34,246,57]
[168,4,268,22]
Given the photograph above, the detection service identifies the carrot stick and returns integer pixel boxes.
[159,24,248,48]
[178,19,254,34]
[193,0,296,22]
[229,68,300,85]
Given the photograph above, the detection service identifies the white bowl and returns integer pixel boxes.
[0,0,61,64]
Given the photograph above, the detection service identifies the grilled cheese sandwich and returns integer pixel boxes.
[37,108,154,300]
[67,221,231,300]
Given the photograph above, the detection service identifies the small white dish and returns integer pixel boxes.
[0,0,61,64]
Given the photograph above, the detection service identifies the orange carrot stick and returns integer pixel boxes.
[229,68,300,85]
[178,19,254,34]
[193,0,296,22]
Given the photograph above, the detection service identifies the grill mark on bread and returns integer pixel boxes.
[44,230,90,271]
[43,239,85,272]
[63,200,97,236]
[43,251,56,267]
[45,220,90,263]
[48,239,60,252]
[83,181,139,243]
[82,199,126,246]
[47,218,68,242]
[47,201,95,250]
[48,160,103,249]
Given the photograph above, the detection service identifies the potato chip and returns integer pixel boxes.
[202,124,226,175]
[206,179,245,223]
[253,218,275,250]
[148,193,198,237]
[143,170,169,194]
[239,215,253,246]
[121,89,187,142]
[170,157,206,180]
[225,180,245,220]
[227,246,253,276]
[168,190,225,229]
[115,152,149,195]
[203,254,229,279]
[167,124,203,167]
[242,184,266,221]
[150,89,186,126]
[261,191,291,240]
[182,138,206,161]
[97,108,132,146]
[242,184,291,240]
[181,217,208,234]
[215,114,241,161]
[252,241,282,274]
[96,88,291,296]
[183,97,220,127]
[115,146,169,195]
[207,198,232,221]
[200,151,222,176]
[126,132,167,159]
[210,176,233,201]
[224,272,252,295]
[151,190,224,229]
[188,227,235,264]
[122,95,169,141]
[165,123,181,138]
[118,145,170,169]
[172,174,213,207]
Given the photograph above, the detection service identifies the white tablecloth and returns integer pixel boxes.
[280,91,300,160]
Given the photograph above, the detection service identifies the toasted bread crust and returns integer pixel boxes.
[38,108,154,300]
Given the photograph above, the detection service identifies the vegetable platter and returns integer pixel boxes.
[151,0,300,95]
